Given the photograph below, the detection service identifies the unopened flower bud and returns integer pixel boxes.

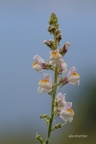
[40,114,49,119]
[52,123,62,131]
[59,42,70,56]
[35,133,43,144]
[58,61,67,74]
[64,42,70,51]
[43,40,51,46]
[43,40,55,50]
[56,29,61,35]
[48,13,59,29]
[56,34,62,42]
[49,40,54,46]
[48,26,56,34]
[59,77,68,87]
[45,118,49,126]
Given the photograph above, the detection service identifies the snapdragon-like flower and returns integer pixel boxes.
[58,61,67,74]
[60,66,80,86]
[32,55,45,72]
[38,73,52,93]
[60,102,74,123]
[49,49,63,65]
[33,55,52,72]
[54,92,66,115]
[67,67,80,85]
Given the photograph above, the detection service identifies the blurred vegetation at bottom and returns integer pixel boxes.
[0,76,96,144]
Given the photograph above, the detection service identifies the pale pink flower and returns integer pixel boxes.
[32,55,45,72]
[54,92,66,115]
[60,102,74,123]
[38,73,52,93]
[67,67,80,85]
[49,49,63,65]
[58,61,67,74]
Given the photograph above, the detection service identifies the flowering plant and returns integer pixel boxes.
[32,13,80,144]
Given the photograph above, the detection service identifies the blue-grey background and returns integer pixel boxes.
[0,0,96,144]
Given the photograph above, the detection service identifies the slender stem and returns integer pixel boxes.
[54,33,57,49]
[45,65,58,144]
[45,32,58,144]
[61,122,67,126]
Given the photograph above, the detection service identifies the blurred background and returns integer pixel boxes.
[0,0,96,144]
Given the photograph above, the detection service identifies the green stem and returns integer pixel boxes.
[45,65,58,144]
[45,32,58,144]
[53,32,57,50]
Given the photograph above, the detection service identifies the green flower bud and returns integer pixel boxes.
[52,123,62,131]
[35,133,44,144]
[45,118,49,126]
[48,13,59,34]
[40,114,49,119]
[48,26,56,34]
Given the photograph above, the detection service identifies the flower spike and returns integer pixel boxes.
[32,13,80,144]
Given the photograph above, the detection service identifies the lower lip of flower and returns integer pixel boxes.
[72,72,79,76]
[32,61,38,66]
[52,51,58,55]
[67,109,73,113]
[40,79,48,83]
